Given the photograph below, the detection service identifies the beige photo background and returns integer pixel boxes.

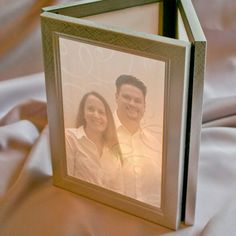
[59,2,165,133]
[59,38,165,138]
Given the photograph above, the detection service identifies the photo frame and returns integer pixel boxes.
[41,0,206,230]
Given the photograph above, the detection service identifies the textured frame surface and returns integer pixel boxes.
[177,0,206,225]
[41,0,192,230]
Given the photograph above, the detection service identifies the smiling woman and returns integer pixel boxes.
[65,91,123,193]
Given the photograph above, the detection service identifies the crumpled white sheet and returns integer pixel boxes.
[0,0,236,235]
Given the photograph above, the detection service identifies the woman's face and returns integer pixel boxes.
[84,95,108,133]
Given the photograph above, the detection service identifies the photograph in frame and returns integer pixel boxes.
[60,37,165,208]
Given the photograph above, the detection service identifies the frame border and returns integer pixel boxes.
[41,1,191,230]
[177,0,206,225]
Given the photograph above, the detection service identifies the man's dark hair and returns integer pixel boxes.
[115,74,147,98]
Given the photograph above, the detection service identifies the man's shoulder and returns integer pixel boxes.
[141,123,162,137]
[140,125,163,150]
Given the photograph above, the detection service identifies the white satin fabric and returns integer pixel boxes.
[0,0,236,235]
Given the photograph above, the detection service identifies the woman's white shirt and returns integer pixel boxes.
[65,127,123,193]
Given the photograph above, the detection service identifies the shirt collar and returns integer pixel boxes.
[74,126,110,151]
[114,110,123,130]
[74,126,87,140]
[114,110,143,135]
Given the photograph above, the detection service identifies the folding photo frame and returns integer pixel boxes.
[41,0,206,230]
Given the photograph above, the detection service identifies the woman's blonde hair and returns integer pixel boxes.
[77,91,122,162]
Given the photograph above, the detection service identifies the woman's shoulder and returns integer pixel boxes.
[65,127,85,140]
[65,127,84,138]
[65,128,77,134]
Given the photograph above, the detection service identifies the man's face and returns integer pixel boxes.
[116,84,145,123]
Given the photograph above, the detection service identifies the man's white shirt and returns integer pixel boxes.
[114,111,162,207]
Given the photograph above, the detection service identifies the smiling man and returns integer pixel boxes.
[114,74,162,207]
[115,75,146,134]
